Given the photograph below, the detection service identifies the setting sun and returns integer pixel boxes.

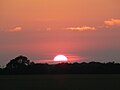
[54,55,68,61]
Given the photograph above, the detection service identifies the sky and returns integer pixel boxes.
[0,0,120,65]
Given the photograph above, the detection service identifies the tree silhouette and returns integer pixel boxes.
[1,55,120,74]
[6,55,30,70]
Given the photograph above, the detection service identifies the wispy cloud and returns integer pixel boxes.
[9,26,22,32]
[104,18,120,26]
[64,18,120,32]
[65,26,96,31]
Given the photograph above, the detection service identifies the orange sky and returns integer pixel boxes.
[1,0,120,28]
[0,0,120,65]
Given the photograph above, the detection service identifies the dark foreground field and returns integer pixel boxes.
[0,75,120,90]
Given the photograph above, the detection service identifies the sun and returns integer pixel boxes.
[54,55,68,61]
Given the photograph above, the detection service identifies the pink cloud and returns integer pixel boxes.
[65,26,96,31]
[9,26,22,32]
[104,18,120,26]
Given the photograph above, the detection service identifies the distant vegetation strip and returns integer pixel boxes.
[0,56,120,74]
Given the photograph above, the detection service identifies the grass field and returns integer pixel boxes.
[0,75,120,90]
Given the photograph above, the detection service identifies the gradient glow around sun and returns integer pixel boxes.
[54,55,68,61]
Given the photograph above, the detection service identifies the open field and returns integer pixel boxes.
[0,75,120,90]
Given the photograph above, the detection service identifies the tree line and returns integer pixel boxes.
[0,55,120,74]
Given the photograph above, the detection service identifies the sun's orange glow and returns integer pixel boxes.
[54,55,68,61]
[0,0,120,65]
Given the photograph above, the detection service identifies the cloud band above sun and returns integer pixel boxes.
[2,18,120,33]
[65,26,96,31]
